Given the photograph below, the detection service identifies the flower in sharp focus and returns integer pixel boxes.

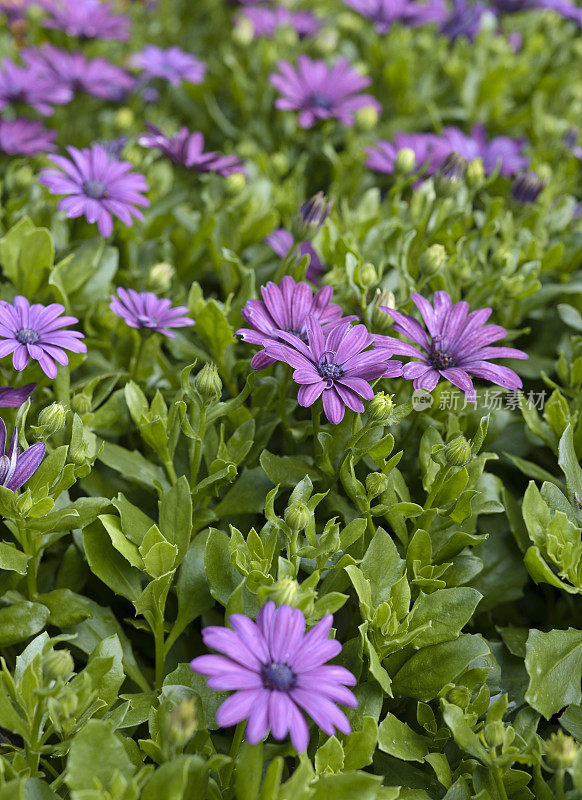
[109,288,194,338]
[39,144,149,238]
[191,602,357,751]
[138,125,244,176]
[236,276,349,370]
[238,5,321,38]
[0,58,72,116]
[269,55,382,129]
[130,45,206,86]
[43,0,130,40]
[0,383,36,407]
[266,229,324,283]
[0,418,45,492]
[375,290,528,399]
[265,317,402,424]
[0,297,86,379]
[342,0,448,33]
[511,171,546,203]
[0,119,56,156]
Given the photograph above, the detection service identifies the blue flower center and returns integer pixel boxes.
[15,328,40,345]
[136,314,159,328]
[261,662,295,691]
[287,327,308,343]
[318,355,343,380]
[430,348,456,370]
[82,180,107,199]
[308,93,333,110]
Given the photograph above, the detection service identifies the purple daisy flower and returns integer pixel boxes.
[342,0,447,33]
[236,277,349,370]
[239,6,321,37]
[0,297,86,379]
[109,288,194,338]
[265,318,402,424]
[491,0,582,23]
[39,144,149,238]
[0,383,36,407]
[0,58,72,116]
[0,419,45,492]
[138,125,244,177]
[43,0,130,40]
[266,229,324,283]
[440,0,496,39]
[22,46,135,101]
[375,290,528,399]
[366,131,450,175]
[270,55,382,129]
[191,602,357,752]
[0,118,56,156]
[130,45,206,86]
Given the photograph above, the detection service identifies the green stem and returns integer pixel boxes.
[154,618,165,691]
[129,334,146,380]
[163,458,178,484]
[222,720,245,788]
[491,765,508,800]
[190,404,207,489]
[556,769,566,800]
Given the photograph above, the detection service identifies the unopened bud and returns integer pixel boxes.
[260,577,299,607]
[356,262,377,289]
[71,394,92,415]
[13,165,34,190]
[419,244,446,275]
[232,15,254,46]
[466,157,485,187]
[314,26,339,54]
[368,392,394,422]
[43,649,74,683]
[372,289,395,332]
[448,685,471,709]
[59,690,79,719]
[195,363,222,402]
[435,153,467,195]
[34,402,67,439]
[225,172,246,194]
[444,435,472,466]
[165,699,197,747]
[484,720,505,749]
[114,108,134,130]
[395,147,416,175]
[293,192,333,241]
[511,171,546,204]
[285,501,311,531]
[272,152,289,176]
[148,262,175,293]
[366,472,389,499]
[355,105,379,132]
[545,730,579,769]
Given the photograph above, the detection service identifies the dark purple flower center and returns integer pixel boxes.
[82,180,107,199]
[261,662,295,691]
[430,348,456,370]
[15,328,40,345]
[136,314,159,328]
[308,93,333,110]
[318,354,343,380]
[288,327,308,343]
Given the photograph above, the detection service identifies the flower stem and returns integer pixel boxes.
[154,618,165,691]
[556,769,566,800]
[222,720,246,788]
[491,765,509,800]
[190,403,207,489]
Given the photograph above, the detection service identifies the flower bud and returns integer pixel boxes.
[444,435,472,466]
[260,577,299,607]
[148,262,175,293]
[435,153,467,195]
[484,720,505,749]
[395,147,416,175]
[43,649,74,683]
[447,685,471,709]
[293,192,333,241]
[366,472,389,499]
[225,172,246,194]
[368,392,394,422]
[511,171,546,204]
[13,165,34,190]
[466,157,485,187]
[355,105,379,132]
[355,262,377,289]
[195,363,222,402]
[271,152,289,176]
[59,690,79,720]
[114,107,134,130]
[165,699,197,747]
[314,27,339,54]
[372,288,395,332]
[232,15,254,46]
[71,394,92,415]
[545,730,579,769]
[419,244,446,275]
[285,501,311,531]
[34,402,67,439]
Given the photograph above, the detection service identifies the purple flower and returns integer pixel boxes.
[270,56,382,129]
[375,290,528,399]
[440,0,495,39]
[564,128,582,160]
[138,125,244,176]
[130,46,206,86]
[0,418,45,492]
[511,171,546,203]
[0,118,56,156]
[342,0,447,33]
[0,383,36,407]
[491,0,582,23]
[0,58,72,116]
[191,602,357,752]
[366,132,450,175]
[22,46,135,101]
[109,288,194,338]
[0,297,86,379]
[43,0,130,40]
[266,229,324,283]
[265,318,402,424]
[236,277,348,370]
[39,144,149,238]
[239,5,321,37]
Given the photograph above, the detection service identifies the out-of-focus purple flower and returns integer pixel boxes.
[109,288,194,338]
[130,45,206,86]
[265,318,402,424]
[440,0,495,39]
[0,58,72,116]
[43,0,130,40]
[375,290,528,399]
[99,136,128,160]
[238,5,321,37]
[490,0,582,24]
[342,0,447,32]
[266,229,324,283]
[564,128,582,160]
[0,118,56,156]
[511,171,546,203]
[0,383,35,407]
[0,297,86,379]
[39,144,149,238]
[191,602,357,751]
[138,125,244,176]
[270,55,382,129]
[0,418,45,492]
[366,132,450,175]
[236,277,349,370]
[22,46,135,101]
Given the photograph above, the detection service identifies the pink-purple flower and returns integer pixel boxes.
[0,419,45,492]
[342,0,447,33]
[109,289,194,338]
[138,125,244,176]
[265,318,402,424]
[265,230,324,283]
[0,119,56,156]
[270,56,382,129]
[0,58,72,116]
[130,45,206,86]
[0,384,36,407]
[39,144,149,238]
[0,297,86,379]
[238,5,321,38]
[236,277,348,370]
[375,290,528,399]
[191,602,357,752]
[43,0,130,40]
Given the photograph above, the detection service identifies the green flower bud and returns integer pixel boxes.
[260,577,299,607]
[484,720,505,749]
[43,649,74,683]
[545,730,579,769]
[466,157,485,187]
[372,288,396,332]
[368,392,394,422]
[285,501,311,531]
[444,435,472,466]
[395,147,416,175]
[447,685,472,709]
[435,153,467,196]
[314,27,339,54]
[148,262,175,294]
[35,402,67,439]
[355,262,378,289]
[366,472,389,499]
[226,172,246,194]
[71,394,92,415]
[292,192,333,242]
[419,244,446,275]
[59,690,79,720]
[272,153,289,177]
[195,363,222,402]
[355,105,379,132]
[165,699,197,747]
[232,16,254,46]
[13,165,35,190]
[114,108,134,130]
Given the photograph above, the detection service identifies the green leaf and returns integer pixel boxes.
[361,528,404,607]
[0,542,30,574]
[205,528,243,606]
[0,601,49,647]
[83,522,142,601]
[235,742,263,800]
[65,719,135,791]
[311,772,383,800]
[260,450,321,487]
[378,713,430,762]
[159,476,192,564]
[558,424,582,497]
[408,588,482,647]
[36,589,92,627]
[342,717,378,771]
[525,628,582,718]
